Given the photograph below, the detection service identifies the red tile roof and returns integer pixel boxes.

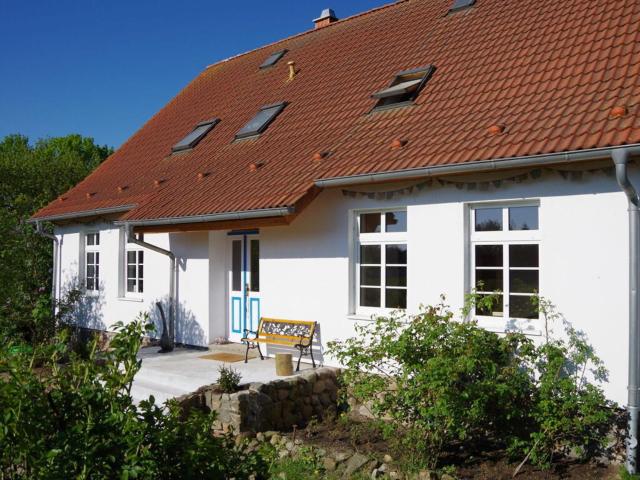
[32,0,640,223]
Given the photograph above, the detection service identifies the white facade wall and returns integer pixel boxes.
[54,168,633,404]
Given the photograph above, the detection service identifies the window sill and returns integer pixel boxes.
[346,314,376,322]
[474,317,542,336]
[117,296,144,303]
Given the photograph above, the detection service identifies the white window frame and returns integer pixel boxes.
[354,209,408,316]
[124,238,144,297]
[469,201,541,333]
[84,232,100,293]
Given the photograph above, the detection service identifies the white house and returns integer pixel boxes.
[31,0,640,434]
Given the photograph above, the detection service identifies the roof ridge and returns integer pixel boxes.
[204,0,408,69]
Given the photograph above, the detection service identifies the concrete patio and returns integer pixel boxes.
[131,343,316,405]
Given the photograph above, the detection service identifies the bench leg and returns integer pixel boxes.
[309,347,316,369]
[296,346,303,372]
[257,343,264,360]
[244,342,250,363]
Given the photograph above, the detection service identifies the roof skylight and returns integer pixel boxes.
[172,119,219,153]
[371,65,436,110]
[259,50,288,69]
[449,0,476,13]
[235,102,287,140]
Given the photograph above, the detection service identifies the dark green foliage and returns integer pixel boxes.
[0,316,267,479]
[0,134,112,345]
[328,296,615,471]
[218,364,242,393]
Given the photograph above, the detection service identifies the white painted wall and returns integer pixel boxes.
[54,167,633,404]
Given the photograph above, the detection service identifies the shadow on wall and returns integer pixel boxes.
[148,295,207,348]
[59,277,107,332]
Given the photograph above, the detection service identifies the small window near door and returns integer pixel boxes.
[232,240,242,292]
[126,250,144,294]
[85,232,100,292]
[250,239,260,292]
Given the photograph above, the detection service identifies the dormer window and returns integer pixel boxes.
[371,65,436,110]
[235,102,287,140]
[449,0,475,13]
[259,50,288,69]
[172,118,219,153]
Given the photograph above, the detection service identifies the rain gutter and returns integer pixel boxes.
[114,206,295,227]
[314,144,640,187]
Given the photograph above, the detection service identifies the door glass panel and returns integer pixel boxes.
[510,270,539,293]
[232,240,242,292]
[475,208,502,231]
[475,269,502,291]
[250,239,260,292]
[386,266,407,287]
[476,294,503,317]
[386,244,407,264]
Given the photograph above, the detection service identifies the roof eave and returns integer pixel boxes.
[314,145,640,188]
[28,205,136,224]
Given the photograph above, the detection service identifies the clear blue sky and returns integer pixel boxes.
[0,0,385,148]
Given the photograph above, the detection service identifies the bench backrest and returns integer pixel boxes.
[258,317,316,341]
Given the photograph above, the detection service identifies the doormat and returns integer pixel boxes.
[199,352,245,363]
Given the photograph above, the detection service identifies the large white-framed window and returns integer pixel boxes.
[470,203,540,327]
[84,232,100,292]
[355,209,407,315]
[125,234,144,296]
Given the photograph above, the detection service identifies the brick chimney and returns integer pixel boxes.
[313,8,338,29]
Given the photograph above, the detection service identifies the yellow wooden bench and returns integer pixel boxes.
[241,317,317,371]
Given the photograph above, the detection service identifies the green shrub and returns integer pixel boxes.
[0,314,267,479]
[218,364,242,393]
[328,296,615,471]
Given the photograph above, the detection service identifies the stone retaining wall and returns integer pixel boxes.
[177,367,339,433]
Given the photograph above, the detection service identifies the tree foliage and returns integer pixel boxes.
[0,316,267,479]
[0,134,112,344]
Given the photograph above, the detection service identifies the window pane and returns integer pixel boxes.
[475,245,503,267]
[138,251,144,263]
[138,265,144,279]
[475,269,502,291]
[127,265,137,279]
[385,289,406,309]
[360,266,381,286]
[95,266,99,285]
[475,208,502,231]
[510,295,538,319]
[510,244,538,267]
[250,239,260,292]
[360,213,381,233]
[127,251,136,263]
[95,252,99,263]
[476,294,503,317]
[386,266,407,287]
[87,265,95,277]
[509,206,538,231]
[360,245,381,264]
[86,278,94,291]
[87,252,94,264]
[138,280,143,293]
[86,233,95,246]
[385,211,407,232]
[510,270,538,293]
[95,233,100,245]
[360,287,381,307]
[232,240,242,292]
[127,279,136,293]
[386,244,407,264]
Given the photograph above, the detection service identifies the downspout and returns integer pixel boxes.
[125,225,176,351]
[613,148,640,474]
[35,221,59,313]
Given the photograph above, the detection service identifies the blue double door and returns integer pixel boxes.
[228,233,260,343]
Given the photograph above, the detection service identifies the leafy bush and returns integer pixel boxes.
[0,314,267,479]
[327,296,615,471]
[218,364,242,393]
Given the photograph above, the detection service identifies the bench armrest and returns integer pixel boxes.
[243,329,258,339]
